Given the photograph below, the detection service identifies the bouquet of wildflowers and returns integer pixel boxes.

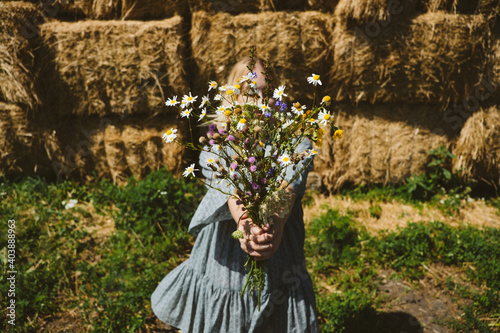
[162,53,343,308]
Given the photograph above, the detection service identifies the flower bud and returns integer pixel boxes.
[199,136,207,144]
[254,126,262,132]
[213,133,220,140]
[234,107,242,114]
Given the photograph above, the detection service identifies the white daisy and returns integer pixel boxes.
[218,85,227,92]
[181,92,197,108]
[199,95,210,108]
[307,74,322,86]
[212,145,222,152]
[162,128,178,143]
[165,96,179,107]
[239,74,250,83]
[207,157,215,166]
[180,108,193,118]
[198,108,207,121]
[208,80,218,91]
[219,122,228,131]
[278,153,292,166]
[318,110,332,126]
[237,118,247,131]
[273,85,287,101]
[291,103,306,115]
[216,106,225,116]
[250,80,258,89]
[63,199,78,210]
[214,94,222,101]
[259,103,270,112]
[281,119,294,129]
[182,163,198,178]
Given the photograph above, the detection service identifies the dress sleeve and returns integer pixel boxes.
[188,150,233,236]
[282,138,314,199]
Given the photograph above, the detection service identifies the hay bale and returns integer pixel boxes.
[334,0,419,27]
[315,103,454,192]
[328,12,490,108]
[0,103,41,176]
[39,16,189,117]
[188,0,272,14]
[190,10,335,102]
[493,36,500,102]
[40,114,187,184]
[0,2,43,109]
[453,106,500,186]
[422,0,500,15]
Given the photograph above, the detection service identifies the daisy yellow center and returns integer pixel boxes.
[313,75,320,80]
[240,119,246,124]
[184,110,190,114]
[278,91,282,96]
[170,100,176,104]
[227,89,234,96]
[324,114,331,120]
[187,167,193,172]
[224,110,232,116]
[283,157,289,162]
[262,105,267,110]
[166,130,172,135]
[211,82,216,86]
[235,85,240,89]
[323,96,331,102]
[208,159,213,163]
[312,150,317,154]
[259,142,264,147]
[187,96,193,101]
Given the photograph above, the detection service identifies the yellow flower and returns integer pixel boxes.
[317,128,326,139]
[322,95,331,104]
[227,89,234,96]
[316,138,322,145]
[234,84,241,89]
[333,129,343,139]
[224,110,232,116]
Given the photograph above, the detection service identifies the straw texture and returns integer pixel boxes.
[316,103,454,192]
[39,16,188,117]
[453,106,500,186]
[0,2,42,109]
[328,12,491,108]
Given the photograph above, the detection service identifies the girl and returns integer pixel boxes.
[151,57,319,332]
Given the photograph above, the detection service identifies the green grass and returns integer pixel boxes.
[0,158,498,332]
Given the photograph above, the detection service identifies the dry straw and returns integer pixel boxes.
[422,0,500,15]
[39,115,187,184]
[453,106,500,186]
[190,10,335,102]
[0,2,42,109]
[315,103,454,192]
[0,103,41,177]
[334,0,419,27]
[39,16,189,117]
[327,12,491,109]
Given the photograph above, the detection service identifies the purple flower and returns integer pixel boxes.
[250,165,257,172]
[236,200,242,205]
[246,191,253,197]
[231,162,238,170]
[261,178,267,184]
[218,128,226,135]
[209,123,217,131]
[251,71,257,79]
[206,130,214,137]
[252,182,261,192]
[209,139,215,145]
[276,100,282,107]
[248,156,256,164]
[267,167,275,176]
[280,102,287,111]
[264,111,272,118]
[245,138,250,144]
[228,135,235,142]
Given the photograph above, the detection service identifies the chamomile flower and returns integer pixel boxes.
[273,85,287,101]
[250,80,258,89]
[208,81,218,91]
[183,163,198,178]
[198,108,207,121]
[281,119,294,129]
[212,145,222,152]
[199,95,210,108]
[259,103,270,112]
[162,128,178,143]
[318,110,332,126]
[237,118,247,131]
[207,157,215,166]
[239,74,250,83]
[333,129,343,139]
[180,108,193,118]
[307,117,317,125]
[219,122,228,131]
[218,85,227,92]
[214,94,222,101]
[307,74,322,86]
[322,95,331,104]
[216,106,226,116]
[165,95,179,107]
[278,153,292,166]
[291,102,306,115]
[181,93,197,108]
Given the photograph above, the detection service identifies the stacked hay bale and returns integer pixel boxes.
[0,2,42,109]
[190,10,335,102]
[33,16,190,183]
